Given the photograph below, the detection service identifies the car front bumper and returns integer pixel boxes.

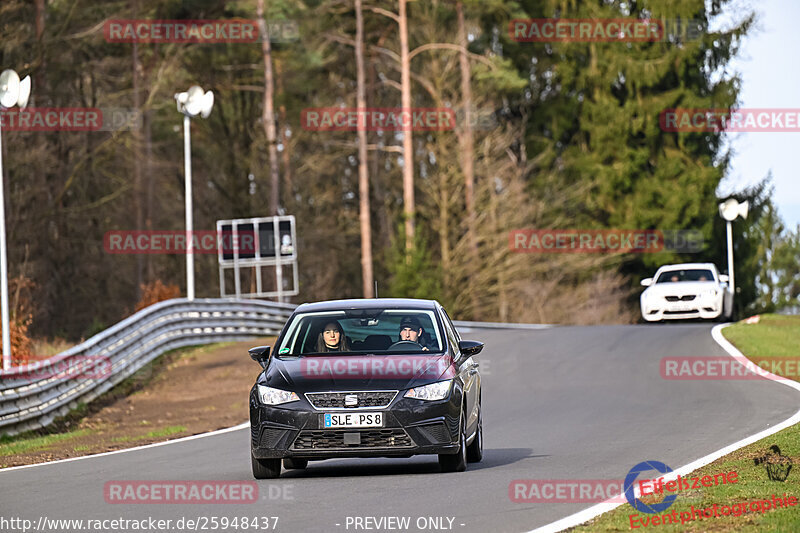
[641,295,723,321]
[250,392,462,459]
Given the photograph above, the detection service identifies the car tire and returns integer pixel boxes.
[283,458,308,470]
[439,411,467,473]
[466,402,483,463]
[251,454,281,479]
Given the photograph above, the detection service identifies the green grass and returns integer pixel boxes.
[570,314,800,532]
[0,428,94,457]
[111,425,187,443]
[723,314,800,358]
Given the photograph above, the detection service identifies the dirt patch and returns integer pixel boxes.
[0,338,273,468]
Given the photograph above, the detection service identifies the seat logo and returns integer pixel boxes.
[344,394,358,407]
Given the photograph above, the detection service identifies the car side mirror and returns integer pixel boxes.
[458,340,484,358]
[249,346,270,368]
[641,278,653,287]
[719,274,729,283]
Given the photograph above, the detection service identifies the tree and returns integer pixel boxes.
[355,0,374,297]
[399,0,415,257]
[257,0,281,215]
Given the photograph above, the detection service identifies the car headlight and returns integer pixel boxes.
[257,385,299,405]
[702,288,719,297]
[404,379,453,401]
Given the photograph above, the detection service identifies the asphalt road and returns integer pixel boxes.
[2,324,799,533]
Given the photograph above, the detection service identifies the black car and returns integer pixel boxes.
[248,298,483,478]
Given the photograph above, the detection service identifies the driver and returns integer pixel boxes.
[399,316,429,351]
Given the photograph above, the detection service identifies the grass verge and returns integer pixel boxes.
[0,429,95,457]
[111,425,187,443]
[0,344,227,454]
[569,314,800,532]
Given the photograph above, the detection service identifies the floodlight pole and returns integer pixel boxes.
[183,114,194,301]
[725,220,734,294]
[0,123,11,369]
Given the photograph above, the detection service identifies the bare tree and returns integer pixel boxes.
[257,0,281,215]
[132,0,144,293]
[355,0,374,297]
[456,0,479,315]
[399,0,415,258]
[34,0,46,99]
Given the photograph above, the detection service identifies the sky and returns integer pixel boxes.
[720,0,800,229]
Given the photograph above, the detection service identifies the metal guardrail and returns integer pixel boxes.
[0,298,296,437]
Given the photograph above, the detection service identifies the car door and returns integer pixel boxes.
[439,306,480,436]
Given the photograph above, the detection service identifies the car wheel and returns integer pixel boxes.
[251,454,281,479]
[283,458,308,470]
[439,411,467,473]
[466,402,483,463]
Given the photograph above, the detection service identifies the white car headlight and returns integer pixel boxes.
[257,385,299,405]
[404,379,453,401]
[702,288,719,297]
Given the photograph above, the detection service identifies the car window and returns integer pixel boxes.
[441,307,461,341]
[655,269,715,283]
[276,309,445,356]
[439,307,460,352]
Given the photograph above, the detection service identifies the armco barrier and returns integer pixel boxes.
[0,298,296,437]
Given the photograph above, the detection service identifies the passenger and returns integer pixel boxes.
[670,274,680,282]
[399,316,429,351]
[699,274,708,281]
[316,321,350,352]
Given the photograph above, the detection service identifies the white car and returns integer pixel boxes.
[640,263,733,322]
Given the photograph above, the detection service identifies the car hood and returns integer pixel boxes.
[262,353,455,393]
[645,281,721,296]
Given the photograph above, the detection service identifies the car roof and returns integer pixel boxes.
[294,298,439,313]
[656,263,718,271]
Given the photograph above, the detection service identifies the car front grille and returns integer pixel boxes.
[665,295,696,302]
[292,429,413,449]
[664,310,698,315]
[305,391,397,410]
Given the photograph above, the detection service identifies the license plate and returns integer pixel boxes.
[323,412,383,428]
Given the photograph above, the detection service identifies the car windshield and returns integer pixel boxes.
[276,309,445,356]
[655,269,715,283]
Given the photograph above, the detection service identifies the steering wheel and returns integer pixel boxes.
[387,340,424,352]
